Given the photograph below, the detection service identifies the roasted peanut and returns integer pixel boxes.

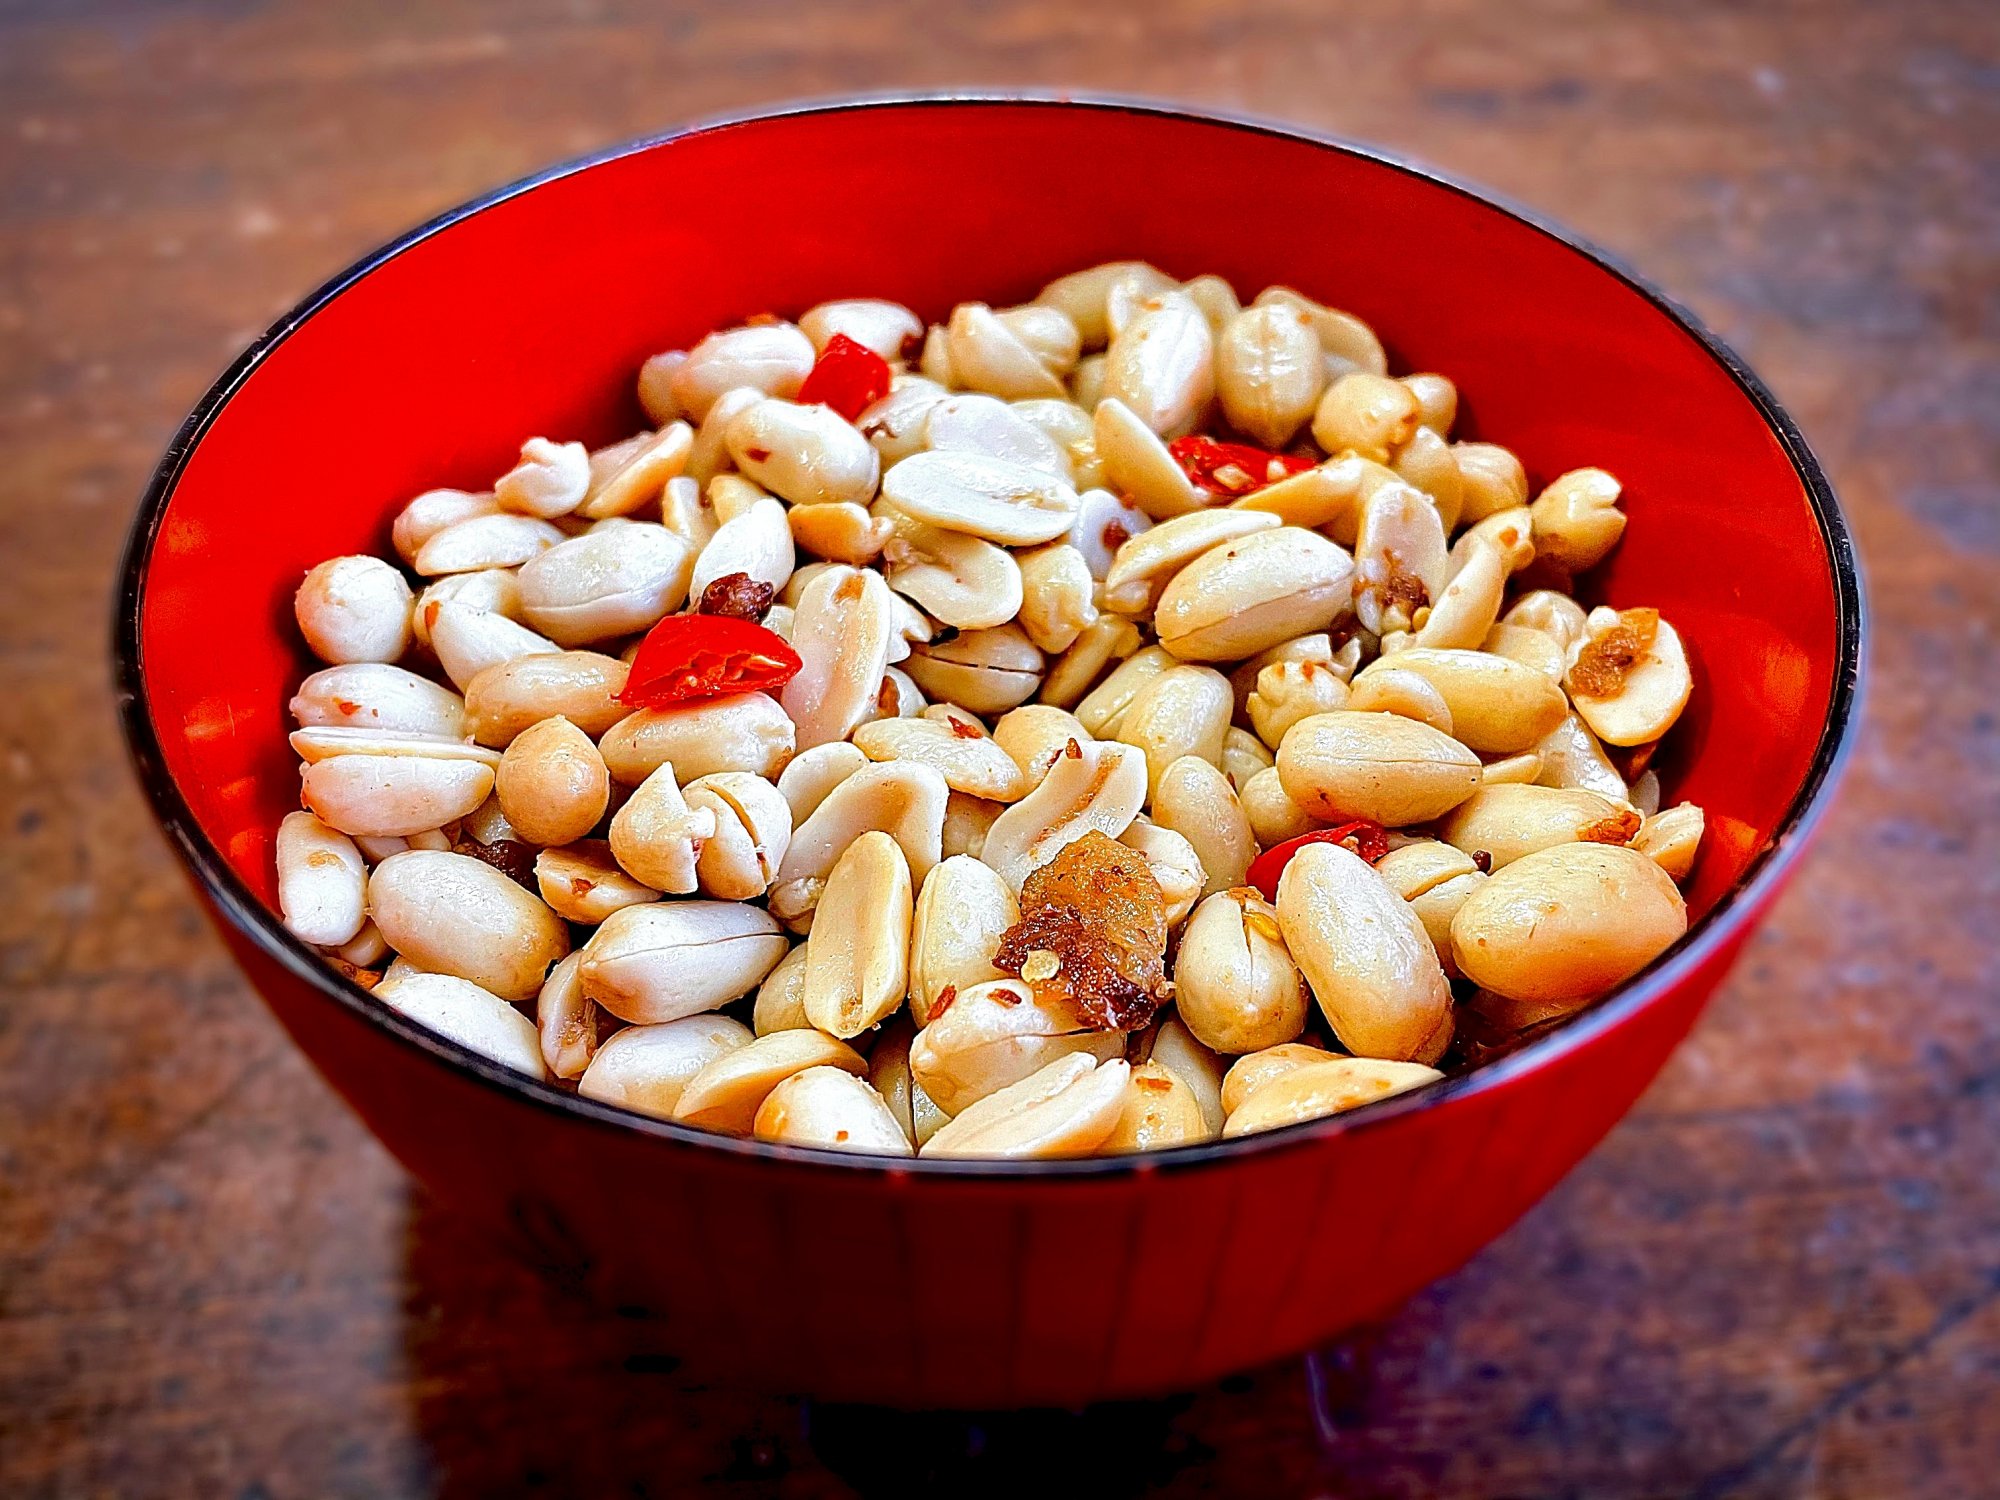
[1480,622,1568,682]
[853,708,1027,801]
[1276,710,1481,826]
[393,488,499,565]
[1155,528,1356,662]
[301,753,494,840]
[1374,839,1487,975]
[776,741,868,825]
[945,303,1068,400]
[609,763,717,894]
[878,508,1023,629]
[1366,647,1568,753]
[1216,302,1325,447]
[1038,614,1143,711]
[909,978,1124,1116]
[1075,644,1176,737]
[1438,784,1640,870]
[902,623,1044,715]
[579,1013,753,1119]
[1276,842,1453,1063]
[534,839,662,924]
[276,811,367,947]
[881,449,1079,546]
[1253,287,1387,378]
[1352,483,1448,636]
[674,1029,868,1135]
[691,497,794,599]
[1015,542,1098,654]
[1092,396,1207,520]
[753,943,811,1035]
[374,971,546,1078]
[579,899,789,1024]
[1064,485,1154,579]
[908,854,1018,1026]
[415,513,565,576]
[1222,725,1277,790]
[1312,372,1420,463]
[1102,289,1214,439]
[427,600,559,692]
[1223,1057,1441,1136]
[771,761,948,922]
[1633,802,1704,882]
[1451,842,1686,1004]
[857,376,952,465]
[369,850,569,1001]
[926,392,1071,476]
[726,397,881,507]
[1101,508,1279,616]
[1452,442,1529,524]
[1035,261,1176,349]
[940,790,1002,860]
[496,715,609,847]
[982,738,1148,893]
[781,565,898,749]
[921,1053,1130,1159]
[682,772,792,900]
[1343,665,1454,736]
[1533,711,1631,803]
[1219,1041,1338,1116]
[799,298,923,360]
[1565,607,1693,746]
[1103,1060,1212,1151]
[754,1067,914,1154]
[464,651,629,747]
[535,951,603,1080]
[801,831,913,1039]
[671,323,815,422]
[992,705,1093,786]
[1147,1016,1227,1135]
[1530,467,1627,573]
[1391,426,1464,533]
[495,437,591,519]
[580,424,694,520]
[294,556,413,665]
[1152,757,1256,895]
[1117,817,1204,927]
[1114,664,1234,799]
[1176,889,1308,1054]
[1241,763,1324,847]
[1248,660,1353,750]
[637,351,688,426]
[599,693,796,784]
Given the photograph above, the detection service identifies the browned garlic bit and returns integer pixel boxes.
[274,261,1699,1156]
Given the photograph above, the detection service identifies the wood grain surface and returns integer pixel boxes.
[2,1,1996,1496]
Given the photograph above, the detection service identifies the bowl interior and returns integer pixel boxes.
[125,99,1850,1086]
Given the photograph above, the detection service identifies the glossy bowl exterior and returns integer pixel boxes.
[116,98,1861,1407]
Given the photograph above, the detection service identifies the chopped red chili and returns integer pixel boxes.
[797,333,891,421]
[1246,821,1391,902]
[1167,435,1315,499]
[618,614,802,708]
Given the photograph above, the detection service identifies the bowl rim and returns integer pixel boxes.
[111,91,1866,1181]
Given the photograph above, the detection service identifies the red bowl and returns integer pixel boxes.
[114,97,1862,1407]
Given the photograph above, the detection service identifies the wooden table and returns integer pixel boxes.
[3,2,1995,1495]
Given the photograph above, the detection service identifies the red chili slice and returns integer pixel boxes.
[797,333,891,421]
[618,615,802,708]
[1246,821,1391,902]
[1168,435,1315,499]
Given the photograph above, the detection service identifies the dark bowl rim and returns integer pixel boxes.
[112,91,1866,1181]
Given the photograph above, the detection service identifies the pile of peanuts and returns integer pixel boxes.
[274,261,1704,1160]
